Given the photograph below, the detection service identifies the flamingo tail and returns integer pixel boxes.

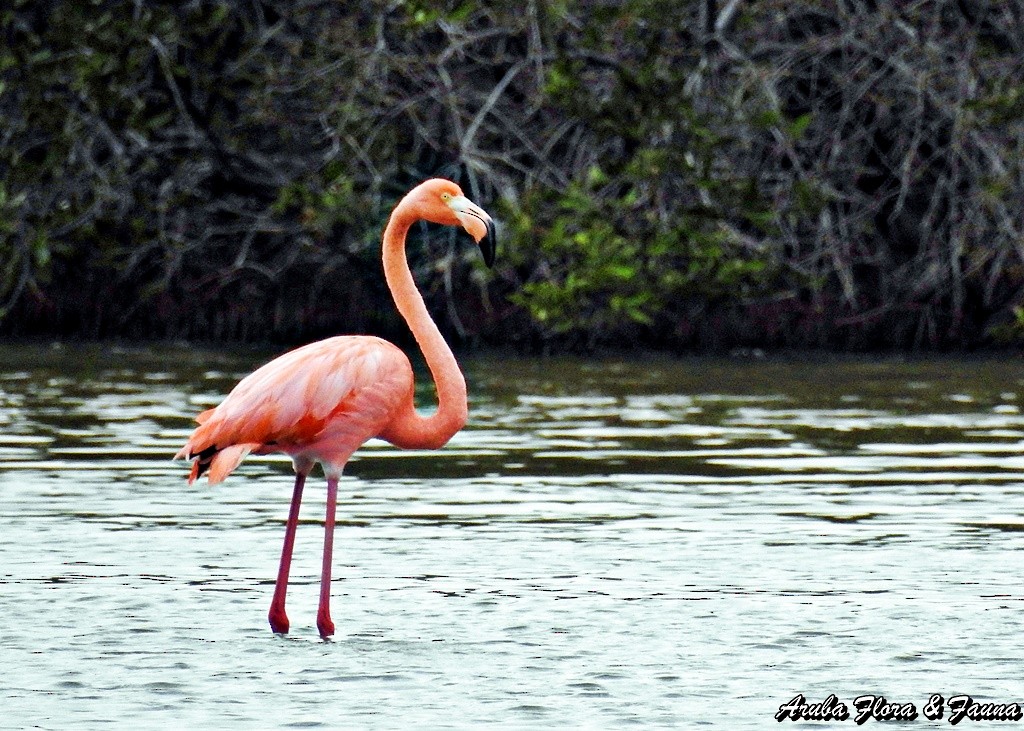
[178,443,256,484]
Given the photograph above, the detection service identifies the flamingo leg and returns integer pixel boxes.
[268,471,306,634]
[316,475,339,638]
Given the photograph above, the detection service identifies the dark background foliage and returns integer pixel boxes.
[2,0,1023,351]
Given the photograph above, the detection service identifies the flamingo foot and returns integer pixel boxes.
[317,611,335,639]
[269,605,290,635]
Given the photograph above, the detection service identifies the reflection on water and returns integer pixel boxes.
[1,345,1022,728]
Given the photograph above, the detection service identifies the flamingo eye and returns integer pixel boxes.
[441,192,452,202]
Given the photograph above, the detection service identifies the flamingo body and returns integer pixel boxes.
[176,178,495,638]
[176,335,414,483]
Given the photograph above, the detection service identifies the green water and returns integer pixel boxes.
[1,344,1022,728]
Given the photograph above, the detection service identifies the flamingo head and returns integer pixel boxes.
[406,178,496,267]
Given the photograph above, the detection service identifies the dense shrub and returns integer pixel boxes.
[2,0,1023,350]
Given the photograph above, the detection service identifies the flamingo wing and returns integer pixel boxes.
[177,335,413,483]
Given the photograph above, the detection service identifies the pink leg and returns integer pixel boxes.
[316,475,339,638]
[268,472,306,634]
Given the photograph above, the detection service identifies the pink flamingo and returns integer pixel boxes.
[176,179,495,638]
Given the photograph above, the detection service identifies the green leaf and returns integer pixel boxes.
[787,112,812,139]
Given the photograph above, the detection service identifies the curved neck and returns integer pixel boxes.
[380,206,468,449]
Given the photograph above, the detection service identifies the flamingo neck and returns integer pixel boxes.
[379,205,468,449]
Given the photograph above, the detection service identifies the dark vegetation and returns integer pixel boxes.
[2,0,1024,351]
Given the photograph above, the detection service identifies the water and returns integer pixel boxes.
[1,345,1022,728]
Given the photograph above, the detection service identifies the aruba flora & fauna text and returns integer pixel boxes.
[775,693,1023,724]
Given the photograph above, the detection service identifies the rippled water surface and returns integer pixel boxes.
[2,345,1023,728]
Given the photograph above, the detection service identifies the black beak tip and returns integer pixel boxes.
[481,219,496,268]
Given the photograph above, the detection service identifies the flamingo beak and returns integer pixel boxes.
[450,196,496,268]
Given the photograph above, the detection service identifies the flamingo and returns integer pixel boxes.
[175,178,495,638]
